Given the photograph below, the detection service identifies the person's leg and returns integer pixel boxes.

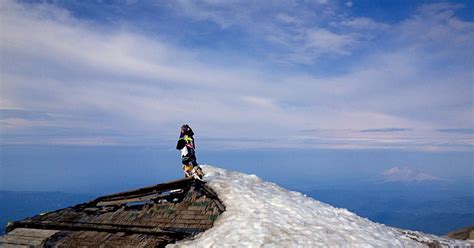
[194,166,204,179]
[182,157,193,178]
[190,158,204,179]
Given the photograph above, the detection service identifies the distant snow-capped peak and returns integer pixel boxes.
[381,166,443,183]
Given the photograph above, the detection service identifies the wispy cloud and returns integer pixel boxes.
[304,28,355,56]
[0,109,53,121]
[360,128,412,133]
[172,0,361,63]
[436,128,474,134]
[338,17,389,30]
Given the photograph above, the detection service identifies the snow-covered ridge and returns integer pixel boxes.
[170,165,470,247]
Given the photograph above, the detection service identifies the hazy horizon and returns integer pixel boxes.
[1,144,471,194]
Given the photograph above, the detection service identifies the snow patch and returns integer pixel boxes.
[169,165,469,247]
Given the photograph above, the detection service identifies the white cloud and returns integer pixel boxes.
[241,96,278,111]
[276,13,302,25]
[340,17,389,30]
[304,28,354,55]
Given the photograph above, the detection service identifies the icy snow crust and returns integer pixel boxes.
[170,166,470,248]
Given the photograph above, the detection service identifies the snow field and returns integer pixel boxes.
[169,165,470,248]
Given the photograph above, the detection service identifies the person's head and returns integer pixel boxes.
[181,124,194,136]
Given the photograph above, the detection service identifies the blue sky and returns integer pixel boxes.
[0,0,473,151]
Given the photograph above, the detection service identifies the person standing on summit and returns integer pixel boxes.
[176,124,204,179]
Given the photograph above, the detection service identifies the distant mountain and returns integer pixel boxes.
[380,167,443,183]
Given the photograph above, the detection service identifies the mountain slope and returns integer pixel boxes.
[170,165,470,247]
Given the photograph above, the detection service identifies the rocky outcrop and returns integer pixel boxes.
[447,226,474,241]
